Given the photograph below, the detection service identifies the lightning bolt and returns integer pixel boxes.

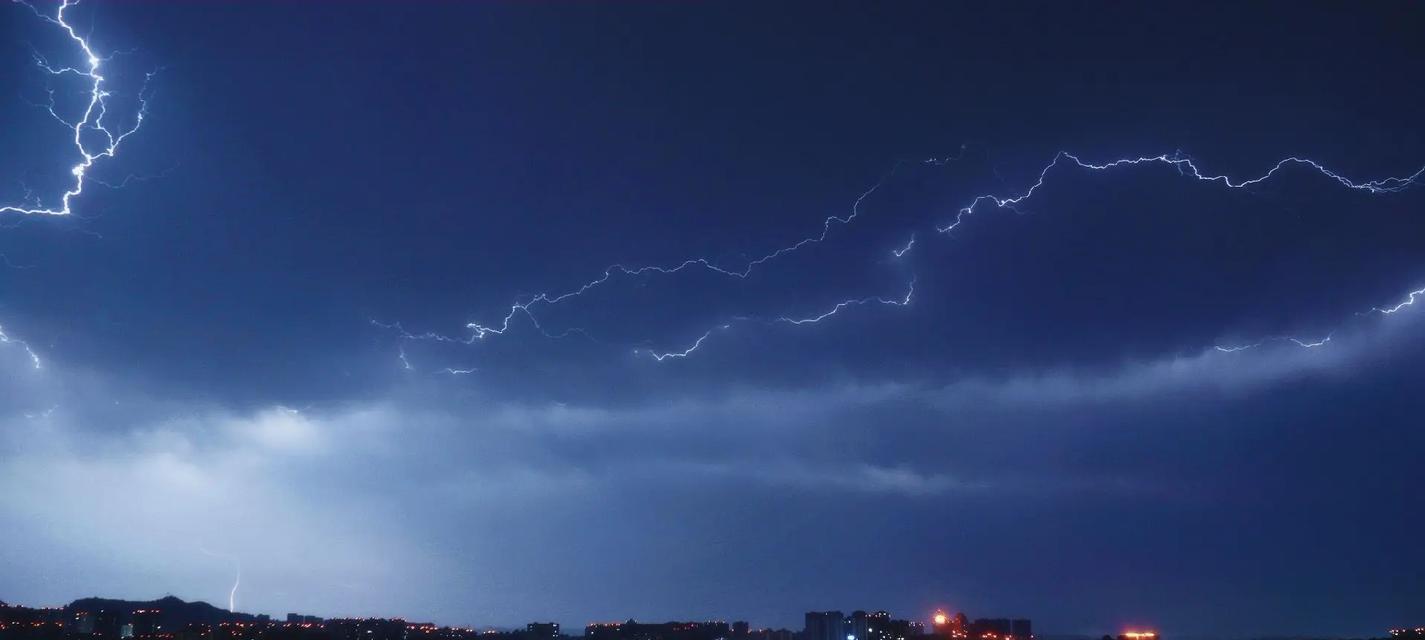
[0,323,42,369]
[937,151,1425,233]
[385,151,1422,365]
[198,547,241,613]
[1214,284,1425,353]
[229,564,241,613]
[891,233,916,258]
[637,325,731,362]
[383,163,909,351]
[23,404,58,419]
[2,0,154,218]
[1369,287,1425,315]
[1,1,154,374]
[634,278,916,360]
[1214,334,1334,353]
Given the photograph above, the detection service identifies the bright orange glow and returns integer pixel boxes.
[933,613,948,626]
[1122,632,1158,639]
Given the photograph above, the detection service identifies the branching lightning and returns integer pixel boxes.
[384,149,1424,367]
[1,0,154,374]
[380,165,908,353]
[2,0,153,218]
[937,152,1425,233]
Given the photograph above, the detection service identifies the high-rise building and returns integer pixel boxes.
[527,623,560,640]
[970,619,1013,640]
[584,620,729,640]
[886,619,922,640]
[805,612,846,640]
[846,611,891,640]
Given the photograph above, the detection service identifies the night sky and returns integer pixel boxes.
[2,1,1424,637]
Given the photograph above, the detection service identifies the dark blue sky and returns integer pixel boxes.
[1,1,1424,637]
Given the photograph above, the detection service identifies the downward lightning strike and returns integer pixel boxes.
[198,547,241,613]
[228,564,241,613]
[2,0,154,218]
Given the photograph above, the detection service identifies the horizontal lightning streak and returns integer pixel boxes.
[1371,287,1425,315]
[385,149,1422,365]
[938,152,1425,233]
[636,279,916,360]
[1214,334,1334,353]
[637,325,730,362]
[1215,284,1425,353]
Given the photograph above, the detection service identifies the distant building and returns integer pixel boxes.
[804,612,845,640]
[970,620,1009,640]
[847,611,892,640]
[1390,630,1425,640]
[527,623,560,640]
[584,620,729,640]
[886,619,922,640]
[969,619,1031,640]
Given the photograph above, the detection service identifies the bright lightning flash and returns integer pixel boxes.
[385,150,1423,365]
[2,0,153,218]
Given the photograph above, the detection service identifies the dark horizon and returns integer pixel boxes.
[2,1,1423,637]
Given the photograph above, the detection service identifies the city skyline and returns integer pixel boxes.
[5,594,1088,640]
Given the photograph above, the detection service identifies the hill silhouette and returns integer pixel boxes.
[65,596,258,626]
